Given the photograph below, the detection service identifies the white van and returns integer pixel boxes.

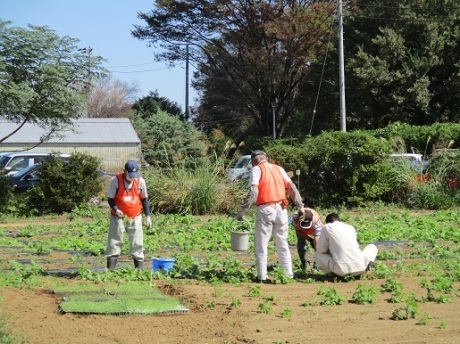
[0,151,71,176]
[389,153,429,171]
[227,155,252,181]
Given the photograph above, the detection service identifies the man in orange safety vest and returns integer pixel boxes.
[236,150,305,283]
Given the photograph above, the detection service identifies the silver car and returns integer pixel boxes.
[0,151,70,176]
[227,155,252,181]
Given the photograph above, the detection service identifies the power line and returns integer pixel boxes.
[309,4,337,136]
[356,5,460,11]
[106,61,158,68]
[194,114,253,125]
[109,67,170,74]
[348,3,460,22]
[347,14,460,22]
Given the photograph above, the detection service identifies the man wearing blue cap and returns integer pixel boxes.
[105,160,152,269]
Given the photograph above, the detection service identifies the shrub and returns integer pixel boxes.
[0,176,13,215]
[267,131,393,207]
[256,123,460,209]
[28,152,102,214]
[264,143,308,175]
[374,122,460,155]
[132,111,207,168]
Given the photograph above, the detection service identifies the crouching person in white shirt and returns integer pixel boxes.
[314,213,377,277]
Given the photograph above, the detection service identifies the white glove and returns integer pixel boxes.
[146,216,152,229]
[236,208,246,221]
[115,209,124,218]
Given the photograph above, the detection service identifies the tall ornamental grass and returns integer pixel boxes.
[143,159,247,215]
[383,152,460,209]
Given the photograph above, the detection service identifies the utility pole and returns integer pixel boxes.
[78,46,93,94]
[271,101,276,140]
[185,44,190,121]
[338,0,346,132]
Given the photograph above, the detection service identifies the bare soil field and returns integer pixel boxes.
[0,216,459,344]
[2,277,459,344]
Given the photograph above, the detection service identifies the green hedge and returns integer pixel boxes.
[374,122,460,156]
[246,123,460,208]
[266,131,393,207]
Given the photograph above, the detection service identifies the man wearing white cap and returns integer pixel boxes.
[105,160,152,269]
[236,150,305,282]
[292,207,323,271]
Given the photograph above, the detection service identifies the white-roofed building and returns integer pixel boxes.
[0,118,142,171]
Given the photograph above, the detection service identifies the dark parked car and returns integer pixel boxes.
[9,163,42,192]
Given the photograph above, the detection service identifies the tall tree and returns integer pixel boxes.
[0,21,106,144]
[132,0,336,138]
[132,111,207,168]
[345,0,460,128]
[86,75,137,118]
[132,91,183,119]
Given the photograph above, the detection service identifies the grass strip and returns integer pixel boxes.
[55,281,189,315]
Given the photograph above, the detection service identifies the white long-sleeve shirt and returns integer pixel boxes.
[316,220,367,275]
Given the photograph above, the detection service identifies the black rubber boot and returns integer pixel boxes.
[300,259,306,271]
[133,259,144,270]
[366,261,375,271]
[107,256,118,270]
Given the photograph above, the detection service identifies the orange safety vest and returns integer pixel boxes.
[110,173,143,218]
[295,207,322,239]
[255,161,289,206]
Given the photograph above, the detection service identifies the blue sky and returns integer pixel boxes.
[1,0,196,111]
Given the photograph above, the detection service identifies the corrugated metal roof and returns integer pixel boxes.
[0,118,140,144]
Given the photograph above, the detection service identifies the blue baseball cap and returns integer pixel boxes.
[124,160,140,178]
